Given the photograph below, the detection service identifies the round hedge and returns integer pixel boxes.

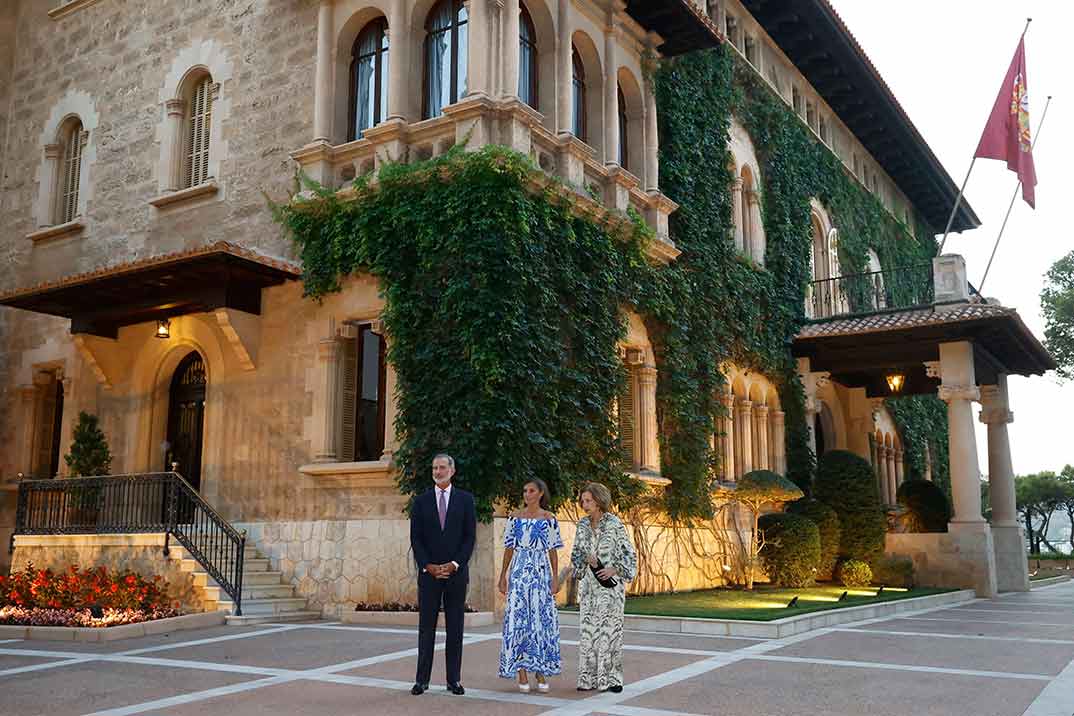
[838,559,873,587]
[758,512,821,588]
[896,479,951,532]
[787,498,841,581]
[814,450,887,563]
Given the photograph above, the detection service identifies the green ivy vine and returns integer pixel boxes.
[273,43,950,523]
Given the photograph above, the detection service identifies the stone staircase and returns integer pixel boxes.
[170,543,320,626]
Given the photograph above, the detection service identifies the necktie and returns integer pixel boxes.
[438,489,447,530]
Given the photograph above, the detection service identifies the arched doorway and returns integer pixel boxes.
[164,351,206,490]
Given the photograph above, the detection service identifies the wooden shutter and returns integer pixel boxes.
[185,77,213,188]
[618,360,637,468]
[60,124,84,223]
[338,334,358,462]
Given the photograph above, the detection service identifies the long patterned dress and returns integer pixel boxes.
[570,513,637,690]
[498,516,564,678]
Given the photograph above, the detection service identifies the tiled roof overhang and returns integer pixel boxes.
[0,242,301,339]
[793,303,1055,397]
[624,0,722,56]
[738,0,981,233]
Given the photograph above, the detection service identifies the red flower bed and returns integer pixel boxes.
[0,562,180,628]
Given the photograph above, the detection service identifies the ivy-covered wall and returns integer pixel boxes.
[274,44,950,523]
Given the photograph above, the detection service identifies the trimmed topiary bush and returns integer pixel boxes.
[814,450,887,564]
[838,559,873,587]
[758,512,821,588]
[871,555,915,588]
[896,479,951,532]
[787,498,841,581]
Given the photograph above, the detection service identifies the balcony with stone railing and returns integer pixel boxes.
[289,95,681,265]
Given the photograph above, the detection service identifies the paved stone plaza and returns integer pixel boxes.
[2,581,1073,716]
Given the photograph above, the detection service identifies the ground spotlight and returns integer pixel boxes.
[876,585,885,596]
[838,590,848,602]
[786,596,799,608]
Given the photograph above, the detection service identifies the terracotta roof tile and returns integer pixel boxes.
[797,302,1015,340]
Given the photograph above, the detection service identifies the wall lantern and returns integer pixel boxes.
[155,318,171,339]
[885,372,905,394]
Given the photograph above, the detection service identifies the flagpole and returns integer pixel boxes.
[977,94,1052,295]
[937,17,1032,255]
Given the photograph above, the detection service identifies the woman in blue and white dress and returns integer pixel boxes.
[498,478,563,692]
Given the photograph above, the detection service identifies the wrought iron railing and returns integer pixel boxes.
[806,262,935,320]
[10,471,245,616]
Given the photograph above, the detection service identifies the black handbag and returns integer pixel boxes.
[589,559,618,588]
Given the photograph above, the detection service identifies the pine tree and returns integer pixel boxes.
[64,411,113,477]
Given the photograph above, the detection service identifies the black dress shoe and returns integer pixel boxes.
[446,682,465,695]
[411,683,428,695]
[607,685,623,693]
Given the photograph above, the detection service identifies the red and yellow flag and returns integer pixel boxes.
[974,37,1037,207]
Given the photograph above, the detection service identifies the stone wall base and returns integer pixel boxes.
[886,521,998,598]
[991,523,1030,592]
[9,533,207,612]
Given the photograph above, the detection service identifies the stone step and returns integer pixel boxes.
[192,570,284,589]
[202,583,297,603]
[179,557,272,573]
[225,611,322,626]
[216,597,310,615]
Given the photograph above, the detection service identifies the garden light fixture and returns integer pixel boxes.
[876,585,885,596]
[155,318,171,339]
[885,372,905,394]
[786,596,799,608]
[838,590,848,602]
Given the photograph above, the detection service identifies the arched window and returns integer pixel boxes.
[571,46,586,141]
[519,4,537,109]
[183,73,214,189]
[617,84,627,167]
[57,118,85,224]
[350,18,389,140]
[424,0,468,119]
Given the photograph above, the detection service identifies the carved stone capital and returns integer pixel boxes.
[979,408,1014,426]
[754,404,769,418]
[924,361,941,379]
[317,336,341,362]
[813,371,831,389]
[938,384,980,404]
[44,143,62,159]
[637,366,658,385]
[165,98,186,118]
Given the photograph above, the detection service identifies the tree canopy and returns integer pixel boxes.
[1041,250,1074,380]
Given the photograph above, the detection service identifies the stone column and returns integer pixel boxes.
[980,375,1028,591]
[314,337,341,462]
[736,400,753,476]
[556,0,571,133]
[644,72,659,192]
[380,334,399,463]
[41,143,63,224]
[936,340,997,597]
[163,102,186,190]
[313,0,334,143]
[753,405,769,471]
[924,443,933,482]
[875,445,888,505]
[602,19,618,166]
[771,409,785,475]
[731,177,744,253]
[501,0,520,99]
[869,433,881,497]
[887,446,898,502]
[746,190,762,262]
[895,449,905,489]
[387,0,410,120]
[720,392,735,481]
[638,366,659,472]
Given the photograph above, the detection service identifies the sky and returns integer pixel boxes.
[827,0,1074,477]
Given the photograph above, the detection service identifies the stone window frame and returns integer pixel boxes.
[151,39,233,211]
[28,91,99,243]
[16,363,70,480]
[48,0,103,21]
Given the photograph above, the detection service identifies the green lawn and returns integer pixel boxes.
[563,585,953,621]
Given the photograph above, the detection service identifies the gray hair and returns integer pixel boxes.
[432,453,455,469]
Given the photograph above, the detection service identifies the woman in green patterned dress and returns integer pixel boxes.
[570,482,637,693]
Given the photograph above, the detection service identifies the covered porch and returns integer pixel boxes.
[794,255,1055,597]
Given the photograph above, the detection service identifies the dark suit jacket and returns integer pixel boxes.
[410,485,477,576]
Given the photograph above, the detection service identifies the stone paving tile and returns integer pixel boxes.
[769,630,1074,676]
[560,624,765,653]
[0,660,259,716]
[861,617,1074,641]
[346,634,708,700]
[622,660,1048,716]
[0,653,61,670]
[144,627,419,670]
[149,681,550,716]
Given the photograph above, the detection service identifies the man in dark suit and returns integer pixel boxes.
[410,452,476,696]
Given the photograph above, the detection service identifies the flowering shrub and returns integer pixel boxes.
[354,601,476,613]
[0,563,179,627]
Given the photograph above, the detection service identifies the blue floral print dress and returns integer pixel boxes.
[498,516,564,678]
